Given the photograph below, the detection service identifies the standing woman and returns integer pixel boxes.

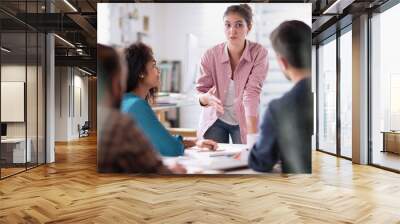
[197,4,268,144]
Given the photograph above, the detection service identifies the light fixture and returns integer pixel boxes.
[1,47,11,53]
[54,34,75,48]
[78,67,92,76]
[63,0,78,12]
[322,0,354,15]
[76,48,86,56]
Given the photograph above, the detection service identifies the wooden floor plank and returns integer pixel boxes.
[0,135,400,223]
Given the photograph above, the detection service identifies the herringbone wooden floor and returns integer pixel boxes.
[1,135,400,223]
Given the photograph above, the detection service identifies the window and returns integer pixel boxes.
[317,36,337,154]
[370,3,400,171]
[339,28,352,158]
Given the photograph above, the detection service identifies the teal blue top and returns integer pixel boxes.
[121,92,184,157]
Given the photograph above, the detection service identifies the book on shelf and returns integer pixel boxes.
[158,61,181,93]
[157,61,182,128]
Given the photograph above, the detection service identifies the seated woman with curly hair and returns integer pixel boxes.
[121,42,218,157]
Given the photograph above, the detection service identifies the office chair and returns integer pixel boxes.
[78,121,90,138]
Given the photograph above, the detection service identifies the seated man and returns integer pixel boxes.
[248,20,313,173]
[97,44,185,174]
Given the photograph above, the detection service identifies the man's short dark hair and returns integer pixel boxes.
[270,20,311,70]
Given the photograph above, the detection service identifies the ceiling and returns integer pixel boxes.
[0,0,98,74]
[0,0,394,74]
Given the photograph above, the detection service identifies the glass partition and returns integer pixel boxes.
[0,1,46,179]
[1,30,28,177]
[38,32,45,165]
[27,31,38,169]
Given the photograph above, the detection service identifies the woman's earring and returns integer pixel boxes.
[140,74,144,78]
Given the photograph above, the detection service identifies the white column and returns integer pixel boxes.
[45,0,55,163]
[312,45,317,150]
[352,14,369,164]
[46,33,55,163]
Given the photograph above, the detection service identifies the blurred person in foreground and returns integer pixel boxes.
[248,20,313,173]
[97,44,185,174]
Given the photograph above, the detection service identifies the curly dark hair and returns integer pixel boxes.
[125,42,158,103]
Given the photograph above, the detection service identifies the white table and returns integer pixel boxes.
[1,138,31,163]
[163,143,251,174]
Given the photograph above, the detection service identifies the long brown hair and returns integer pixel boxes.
[224,4,253,28]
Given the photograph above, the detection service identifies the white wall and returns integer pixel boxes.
[1,65,26,139]
[55,67,68,141]
[1,65,26,81]
[1,65,37,137]
[1,64,46,164]
[72,74,89,138]
[152,4,231,129]
[54,67,89,141]
[98,3,311,129]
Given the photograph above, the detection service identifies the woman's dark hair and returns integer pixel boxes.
[125,42,158,103]
[223,4,253,28]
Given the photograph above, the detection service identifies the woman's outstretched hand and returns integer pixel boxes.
[196,139,218,151]
[199,86,224,114]
[168,163,187,174]
[183,137,218,151]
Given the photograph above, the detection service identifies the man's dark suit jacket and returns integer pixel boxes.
[248,77,313,173]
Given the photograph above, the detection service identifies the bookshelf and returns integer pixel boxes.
[155,60,183,128]
[158,61,181,93]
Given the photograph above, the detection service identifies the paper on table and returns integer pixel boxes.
[186,143,247,158]
[189,146,226,152]
[163,144,250,173]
